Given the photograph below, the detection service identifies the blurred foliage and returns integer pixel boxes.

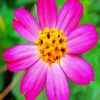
[0,0,100,100]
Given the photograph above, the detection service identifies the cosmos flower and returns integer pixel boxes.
[3,0,98,100]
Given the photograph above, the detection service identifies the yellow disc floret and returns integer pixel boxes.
[34,27,69,65]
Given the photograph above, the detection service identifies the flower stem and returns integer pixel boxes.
[0,71,24,100]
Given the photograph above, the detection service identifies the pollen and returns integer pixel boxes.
[34,27,69,65]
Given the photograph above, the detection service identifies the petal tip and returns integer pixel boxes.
[2,49,10,62]
[14,8,25,15]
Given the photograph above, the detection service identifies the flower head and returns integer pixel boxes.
[3,0,98,100]
[35,27,68,65]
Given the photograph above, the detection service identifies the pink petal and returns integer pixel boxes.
[60,54,94,85]
[37,0,58,29]
[3,44,39,72]
[56,0,83,35]
[45,63,70,100]
[67,24,98,54]
[13,8,40,42]
[20,59,48,100]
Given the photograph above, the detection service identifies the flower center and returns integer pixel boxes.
[35,27,69,65]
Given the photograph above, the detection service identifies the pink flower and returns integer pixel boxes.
[3,0,98,100]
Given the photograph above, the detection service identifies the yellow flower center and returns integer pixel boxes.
[35,27,69,65]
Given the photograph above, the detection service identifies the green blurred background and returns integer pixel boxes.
[0,0,100,100]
